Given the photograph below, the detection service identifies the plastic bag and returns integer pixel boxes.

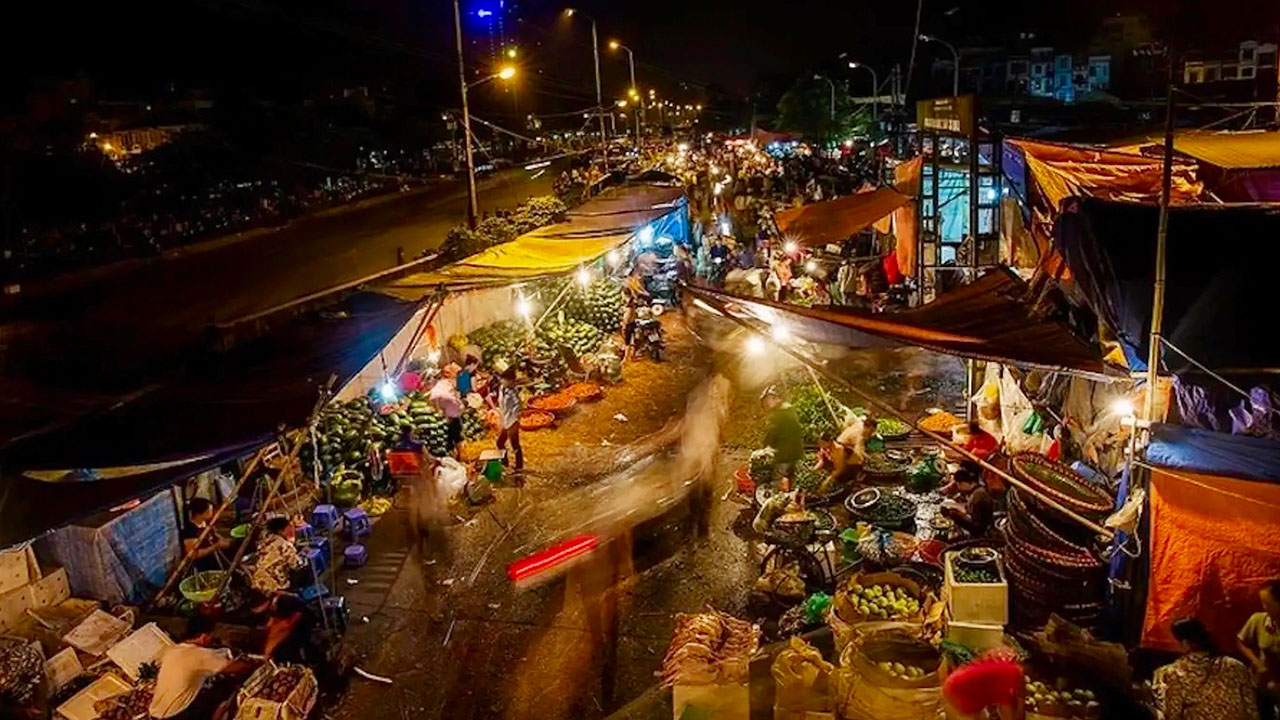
[436,457,469,500]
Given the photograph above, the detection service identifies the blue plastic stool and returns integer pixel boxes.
[311,504,340,532]
[342,508,371,539]
[301,546,327,575]
[293,522,313,542]
[343,543,369,568]
[299,582,329,601]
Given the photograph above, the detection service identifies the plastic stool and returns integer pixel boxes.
[293,522,313,542]
[301,546,327,575]
[312,504,340,532]
[343,544,369,568]
[342,508,372,539]
[320,596,349,632]
[299,582,329,601]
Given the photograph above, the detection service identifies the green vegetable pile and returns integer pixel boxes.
[859,493,916,524]
[564,278,625,332]
[792,453,827,494]
[749,448,776,484]
[953,562,1001,584]
[865,450,912,475]
[845,582,921,619]
[875,417,912,438]
[789,383,847,444]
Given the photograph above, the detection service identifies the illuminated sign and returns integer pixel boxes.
[916,95,976,136]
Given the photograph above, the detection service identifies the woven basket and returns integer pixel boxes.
[1011,453,1112,517]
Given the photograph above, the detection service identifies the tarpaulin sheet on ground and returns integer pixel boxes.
[774,187,910,250]
[39,490,181,604]
[1142,459,1280,652]
[376,185,686,296]
[689,269,1112,376]
[1055,198,1280,371]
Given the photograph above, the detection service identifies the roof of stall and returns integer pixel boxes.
[1110,129,1280,170]
[376,184,685,297]
[688,269,1115,377]
[774,187,910,247]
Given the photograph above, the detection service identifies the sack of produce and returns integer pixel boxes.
[236,663,317,720]
[833,629,943,720]
[772,637,835,716]
[827,572,930,654]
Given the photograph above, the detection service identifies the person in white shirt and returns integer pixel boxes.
[148,620,240,720]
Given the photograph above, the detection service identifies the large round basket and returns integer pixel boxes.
[518,410,555,431]
[862,449,913,484]
[1010,453,1112,517]
[563,382,604,402]
[528,393,577,416]
[179,571,226,604]
[845,488,916,529]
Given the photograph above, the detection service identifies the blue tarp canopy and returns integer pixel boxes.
[1145,422,1280,483]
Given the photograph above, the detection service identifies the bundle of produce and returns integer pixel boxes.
[564,277,625,332]
[918,410,963,433]
[772,637,836,715]
[518,410,554,431]
[777,593,833,638]
[833,628,944,720]
[846,488,917,528]
[829,572,925,626]
[863,449,913,483]
[535,317,604,358]
[470,319,533,369]
[1024,675,1101,719]
[527,393,577,415]
[789,383,847,444]
[461,407,489,441]
[563,381,603,401]
[237,663,317,720]
[949,555,1001,584]
[748,448,776,485]
[660,610,760,687]
[1010,453,1112,519]
[875,416,912,440]
[94,685,155,720]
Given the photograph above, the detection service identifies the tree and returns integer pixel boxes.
[775,75,870,148]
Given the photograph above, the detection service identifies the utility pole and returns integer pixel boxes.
[591,19,607,168]
[453,0,478,229]
[1145,51,1177,422]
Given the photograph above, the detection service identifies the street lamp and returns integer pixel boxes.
[454,0,517,229]
[813,74,836,121]
[609,40,642,147]
[847,62,879,132]
[919,34,960,97]
[565,8,607,166]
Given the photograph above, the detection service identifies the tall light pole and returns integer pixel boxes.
[813,74,836,121]
[920,34,960,96]
[609,40,641,149]
[565,9,607,167]
[847,61,879,131]
[453,0,517,230]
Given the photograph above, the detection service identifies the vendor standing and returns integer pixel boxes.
[430,364,465,458]
[181,498,229,573]
[942,462,995,537]
[761,386,804,482]
[493,364,524,472]
[1238,579,1280,710]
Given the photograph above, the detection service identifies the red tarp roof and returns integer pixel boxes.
[689,269,1115,377]
[775,187,910,247]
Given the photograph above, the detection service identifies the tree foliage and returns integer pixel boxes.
[775,75,871,148]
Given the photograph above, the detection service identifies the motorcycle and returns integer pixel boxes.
[630,307,665,361]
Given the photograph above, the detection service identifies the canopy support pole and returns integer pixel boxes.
[1144,55,1176,423]
[148,445,269,610]
[693,288,1114,540]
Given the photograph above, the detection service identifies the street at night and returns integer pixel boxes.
[3,1,1280,720]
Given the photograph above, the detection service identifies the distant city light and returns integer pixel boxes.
[477,9,493,17]
[498,66,517,80]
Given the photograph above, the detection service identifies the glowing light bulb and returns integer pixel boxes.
[1111,398,1135,417]
[745,336,766,356]
[606,249,622,266]
[576,267,592,286]
[772,325,790,342]
[379,380,399,403]
[515,296,533,318]
[783,241,798,254]
[804,260,817,273]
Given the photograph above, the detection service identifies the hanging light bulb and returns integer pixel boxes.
[515,295,533,318]
[783,241,798,254]
[745,336,766,356]
[606,249,622,266]
[379,380,399,403]
[576,266,592,286]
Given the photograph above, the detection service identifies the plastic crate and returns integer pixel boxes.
[943,551,1009,625]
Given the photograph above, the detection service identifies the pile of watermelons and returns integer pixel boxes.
[536,317,603,358]
[564,278,625,333]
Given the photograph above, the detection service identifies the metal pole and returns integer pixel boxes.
[454,0,478,229]
[952,47,960,97]
[1145,56,1176,422]
[591,19,607,169]
[869,67,879,133]
[624,46,640,149]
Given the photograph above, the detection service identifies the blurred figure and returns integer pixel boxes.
[408,454,453,562]
[761,385,804,482]
[942,647,1025,720]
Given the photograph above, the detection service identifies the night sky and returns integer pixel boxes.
[9,0,1280,117]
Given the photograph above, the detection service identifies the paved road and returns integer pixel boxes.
[0,162,564,378]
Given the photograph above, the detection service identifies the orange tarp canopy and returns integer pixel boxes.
[1142,467,1280,652]
[775,187,910,248]
[1111,130,1280,170]
[1007,138,1202,211]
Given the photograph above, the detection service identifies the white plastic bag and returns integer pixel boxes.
[435,457,469,501]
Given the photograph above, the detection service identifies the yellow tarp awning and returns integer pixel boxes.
[775,187,910,247]
[376,184,685,299]
[1106,130,1280,171]
[1008,138,1203,209]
